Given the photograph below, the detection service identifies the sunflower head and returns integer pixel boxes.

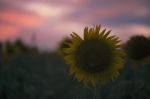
[125,35,150,67]
[63,25,125,86]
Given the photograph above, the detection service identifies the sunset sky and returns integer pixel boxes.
[0,0,150,50]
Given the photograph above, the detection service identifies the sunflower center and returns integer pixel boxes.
[75,39,113,73]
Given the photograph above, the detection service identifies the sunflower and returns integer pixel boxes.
[63,25,125,86]
[125,35,150,68]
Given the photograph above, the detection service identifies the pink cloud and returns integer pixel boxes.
[0,7,46,41]
[0,0,149,50]
[23,2,72,18]
[34,0,86,6]
[0,24,20,41]
[0,9,44,28]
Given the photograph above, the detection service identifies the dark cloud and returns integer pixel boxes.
[66,0,150,25]
[105,16,150,26]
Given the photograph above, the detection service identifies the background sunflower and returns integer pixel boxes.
[125,35,150,68]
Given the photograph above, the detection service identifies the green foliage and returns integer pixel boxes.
[106,80,150,99]
[0,40,84,99]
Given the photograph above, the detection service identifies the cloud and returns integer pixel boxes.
[0,3,46,42]
[66,0,150,25]
[22,2,71,18]
[0,9,44,28]
[0,0,149,50]
[111,24,150,42]
[0,24,20,41]
[28,0,85,6]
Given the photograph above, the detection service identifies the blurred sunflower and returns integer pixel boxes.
[63,25,125,86]
[58,37,72,56]
[125,35,150,68]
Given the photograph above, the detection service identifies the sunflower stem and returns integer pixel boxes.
[93,86,97,99]
[85,85,98,99]
[134,69,138,81]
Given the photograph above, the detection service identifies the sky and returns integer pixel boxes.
[0,0,150,50]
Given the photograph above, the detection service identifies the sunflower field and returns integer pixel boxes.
[0,25,150,99]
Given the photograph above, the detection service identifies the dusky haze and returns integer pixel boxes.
[0,0,150,50]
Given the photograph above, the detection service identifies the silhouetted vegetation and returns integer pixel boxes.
[0,35,150,99]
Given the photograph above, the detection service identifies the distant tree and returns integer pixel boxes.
[14,39,39,54]
[0,42,2,67]
[14,39,29,53]
[4,41,15,55]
